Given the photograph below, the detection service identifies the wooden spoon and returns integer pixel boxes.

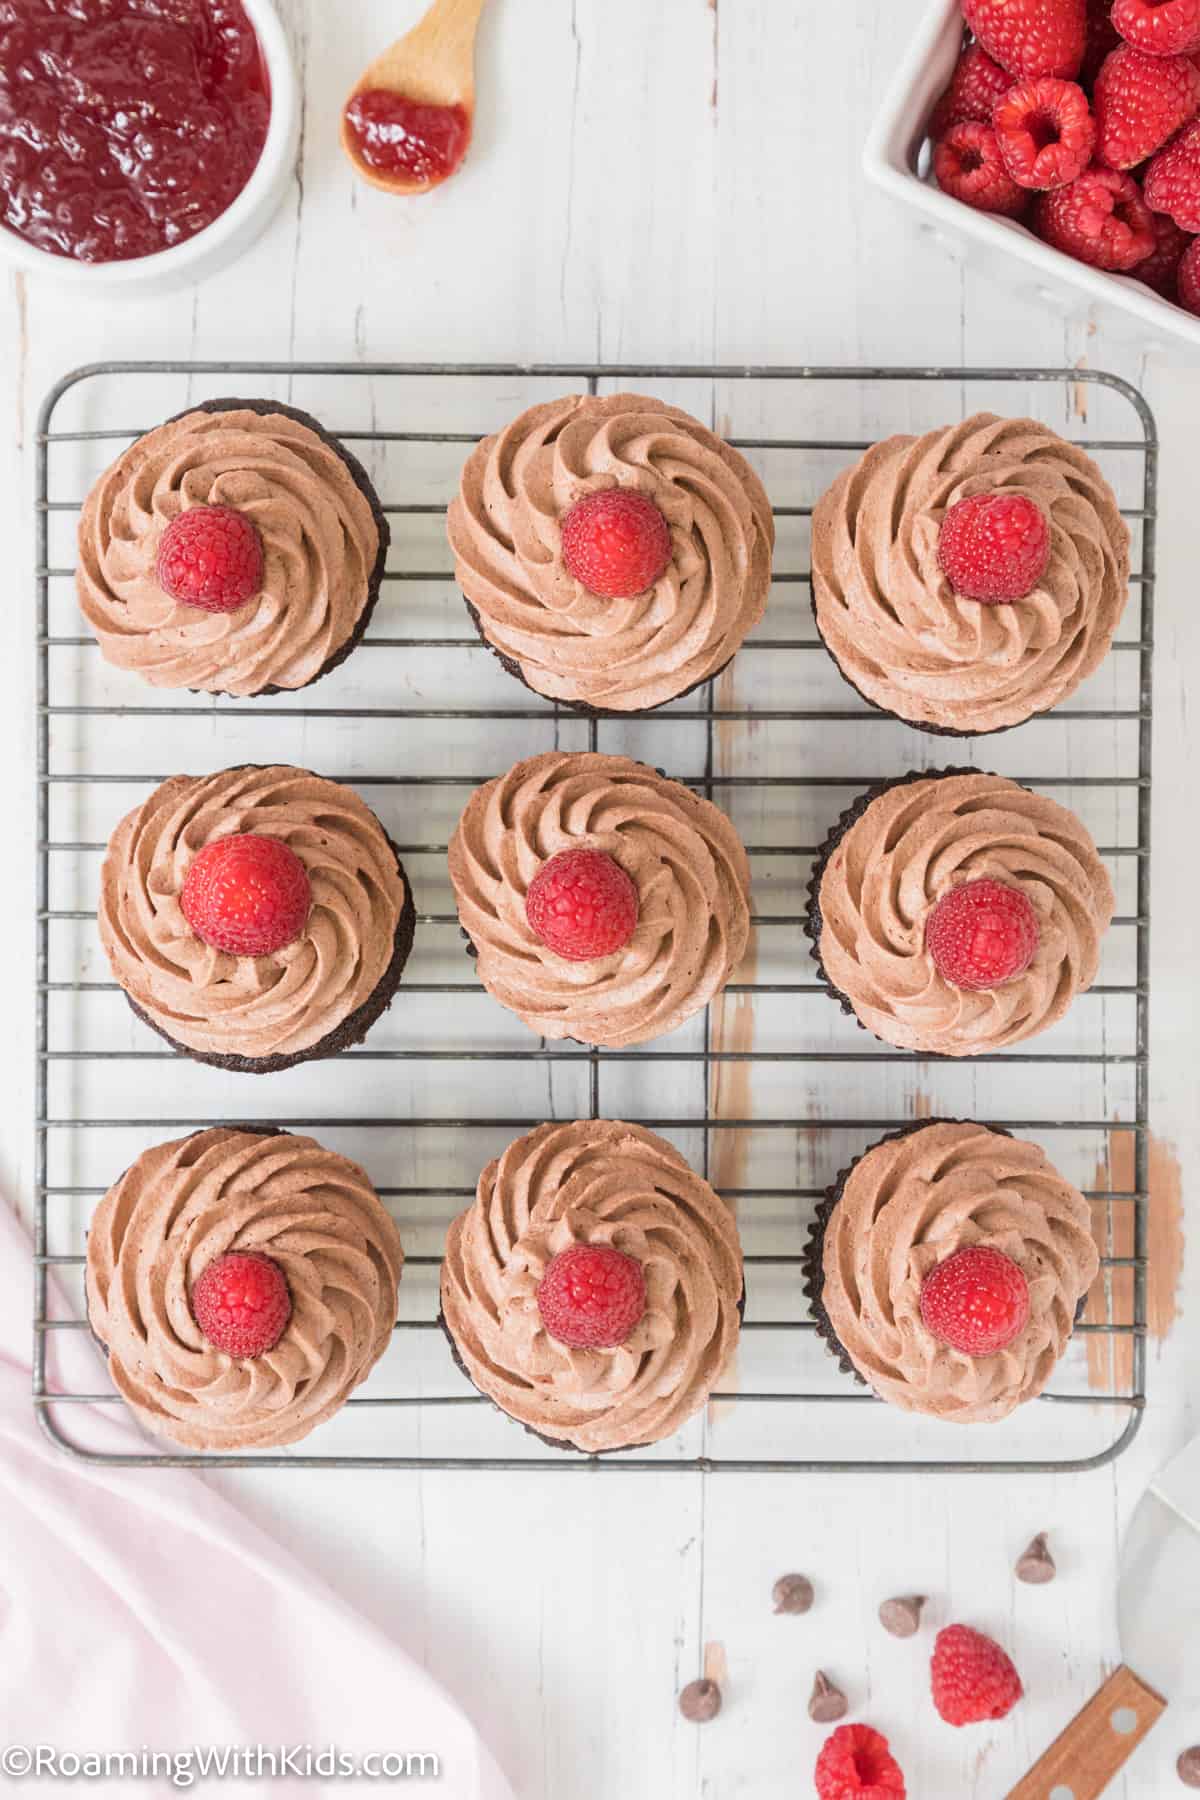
[342,0,488,196]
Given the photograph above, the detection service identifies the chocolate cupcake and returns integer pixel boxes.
[448,750,752,1048]
[99,764,415,1073]
[802,1119,1099,1422]
[810,414,1130,735]
[77,399,389,696]
[447,392,774,714]
[806,768,1114,1056]
[86,1127,404,1452]
[440,1120,744,1453]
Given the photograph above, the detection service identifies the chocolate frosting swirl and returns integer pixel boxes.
[86,1128,404,1451]
[77,407,382,696]
[99,765,407,1063]
[448,392,775,711]
[819,1121,1098,1422]
[811,415,1130,733]
[441,1120,744,1452]
[448,752,752,1048]
[814,771,1114,1055]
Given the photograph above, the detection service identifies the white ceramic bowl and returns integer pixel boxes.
[0,0,299,291]
[865,0,1200,353]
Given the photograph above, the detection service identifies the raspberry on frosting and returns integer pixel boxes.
[156,504,264,612]
[525,848,639,962]
[559,489,673,599]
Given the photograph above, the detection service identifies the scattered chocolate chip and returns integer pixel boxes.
[679,1678,722,1723]
[772,1573,814,1615]
[1178,1747,1200,1788]
[808,1670,848,1724]
[1016,1532,1057,1585]
[878,1594,926,1638]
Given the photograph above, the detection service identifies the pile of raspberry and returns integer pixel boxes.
[928,0,1200,312]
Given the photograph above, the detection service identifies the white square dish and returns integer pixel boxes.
[864,0,1200,353]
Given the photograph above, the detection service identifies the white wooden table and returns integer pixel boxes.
[3,4,1199,1795]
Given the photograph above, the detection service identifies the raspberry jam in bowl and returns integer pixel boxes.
[0,0,298,287]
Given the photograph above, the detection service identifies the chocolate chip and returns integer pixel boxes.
[808,1671,848,1724]
[679,1678,722,1723]
[772,1573,814,1615]
[1016,1533,1057,1585]
[1178,1747,1200,1788]
[878,1594,926,1638]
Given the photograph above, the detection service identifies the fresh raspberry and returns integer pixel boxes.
[181,833,312,958]
[930,45,1014,136]
[1082,0,1124,85]
[962,0,1086,78]
[933,122,1030,214]
[1113,0,1200,56]
[191,1252,292,1359]
[537,1243,647,1349]
[525,848,639,962]
[1144,117,1200,227]
[938,492,1052,601]
[156,505,264,613]
[994,77,1096,187]
[926,879,1041,991]
[1179,233,1200,306]
[931,1626,1024,1727]
[1093,45,1200,167]
[1134,208,1193,292]
[814,1725,907,1800]
[1036,161,1157,265]
[920,1246,1032,1355]
[559,488,672,600]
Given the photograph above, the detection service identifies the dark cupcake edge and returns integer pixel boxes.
[808,571,1050,741]
[170,396,391,698]
[803,764,1004,1052]
[461,596,737,719]
[116,767,416,1074]
[436,1284,747,1457]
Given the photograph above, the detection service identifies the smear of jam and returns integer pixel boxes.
[344,89,470,188]
[0,0,271,263]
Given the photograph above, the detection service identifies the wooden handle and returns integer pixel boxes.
[1007,1666,1166,1800]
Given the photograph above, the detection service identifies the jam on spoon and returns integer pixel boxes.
[0,0,270,264]
[342,90,470,189]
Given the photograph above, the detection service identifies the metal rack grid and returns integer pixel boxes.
[34,362,1154,1473]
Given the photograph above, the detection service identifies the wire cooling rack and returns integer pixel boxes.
[34,362,1154,1473]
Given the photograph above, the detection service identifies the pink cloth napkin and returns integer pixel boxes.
[0,1200,513,1799]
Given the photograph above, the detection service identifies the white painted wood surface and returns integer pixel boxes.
[2,2,1199,1795]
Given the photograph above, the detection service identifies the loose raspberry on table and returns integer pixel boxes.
[559,488,673,600]
[1113,0,1200,57]
[181,833,312,959]
[994,77,1096,188]
[191,1251,292,1359]
[1179,234,1200,307]
[963,0,1087,78]
[537,1243,647,1350]
[1036,162,1157,266]
[525,848,639,962]
[1144,117,1200,228]
[1093,44,1200,168]
[925,879,1041,992]
[814,1724,907,1800]
[933,122,1030,215]
[931,1626,1024,1727]
[1134,208,1194,293]
[920,1246,1032,1356]
[156,504,264,613]
[938,492,1051,601]
[930,44,1014,136]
